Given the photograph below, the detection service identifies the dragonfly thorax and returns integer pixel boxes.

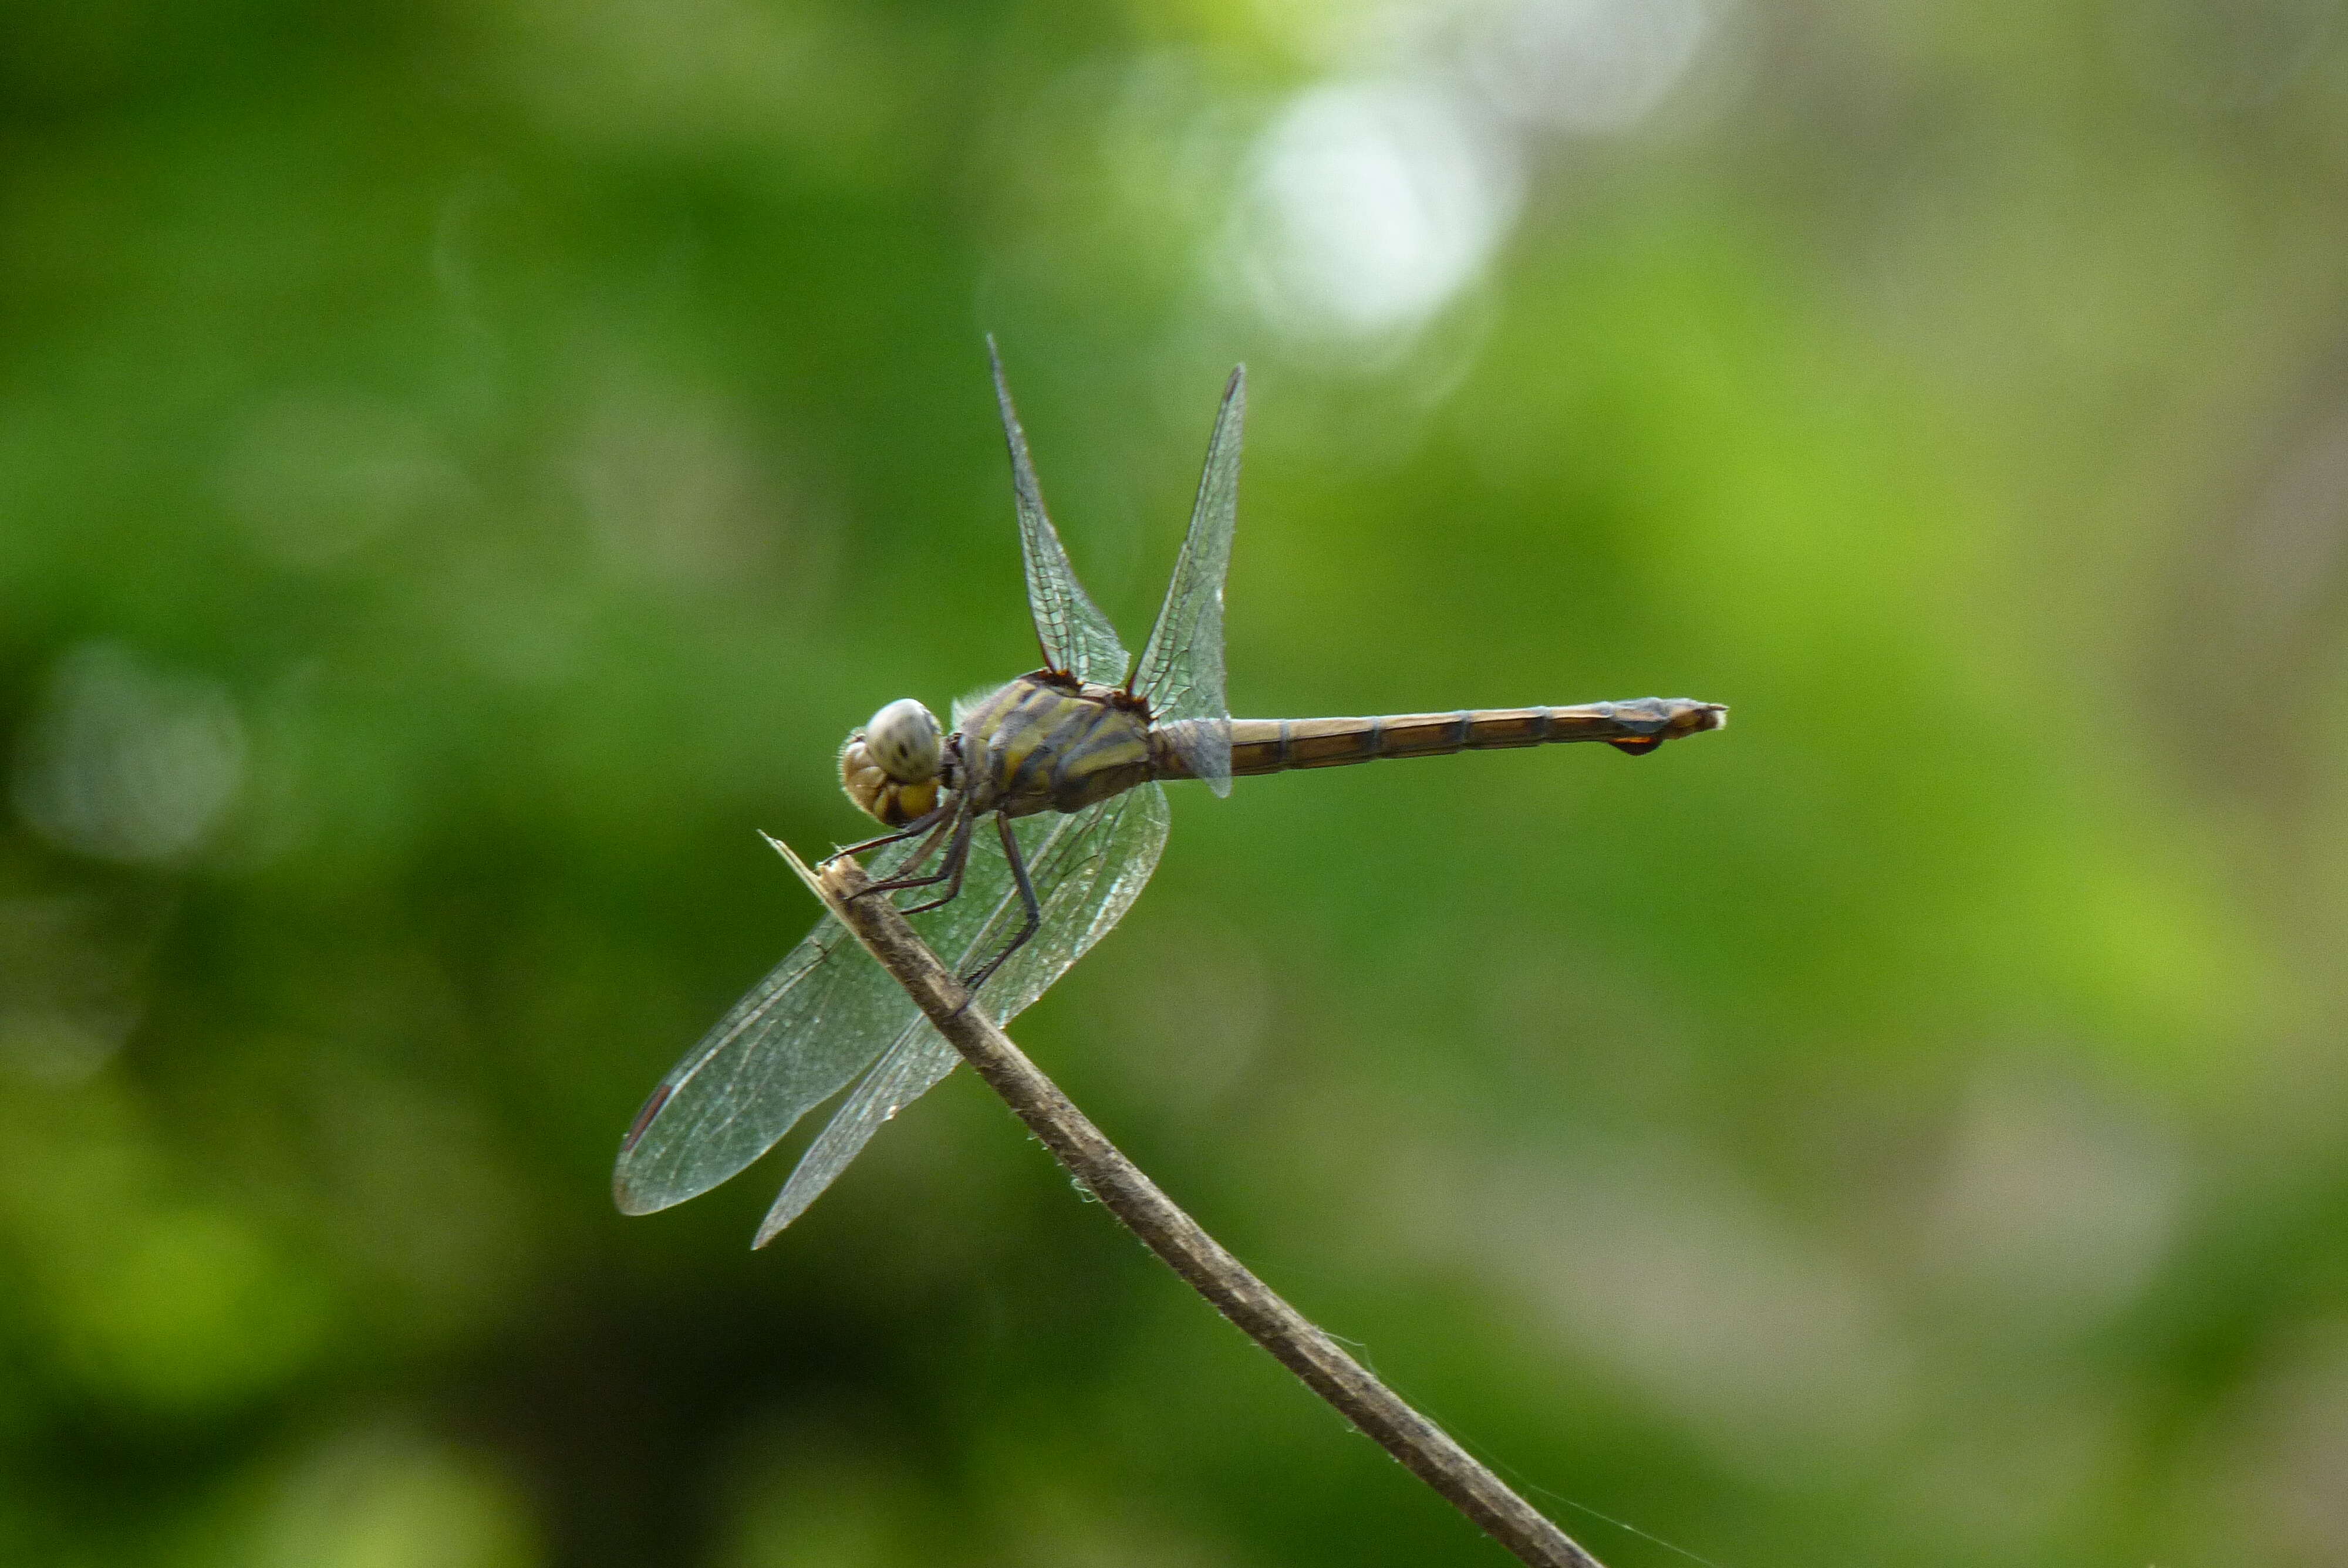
[957,672,1158,819]
[839,697,950,827]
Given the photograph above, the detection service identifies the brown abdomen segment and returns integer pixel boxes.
[1158,698,1726,777]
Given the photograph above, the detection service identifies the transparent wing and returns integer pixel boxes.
[612,831,937,1215]
[753,782,1172,1243]
[1132,366,1243,796]
[989,337,1129,687]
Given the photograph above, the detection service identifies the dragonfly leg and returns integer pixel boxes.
[896,811,956,878]
[958,812,1042,1001]
[895,809,976,914]
[852,792,979,903]
[824,800,952,869]
[842,806,959,904]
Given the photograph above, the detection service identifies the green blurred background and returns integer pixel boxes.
[7,1,2348,1564]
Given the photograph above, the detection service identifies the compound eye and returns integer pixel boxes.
[865,698,943,783]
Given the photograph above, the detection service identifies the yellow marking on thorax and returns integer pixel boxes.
[964,677,1156,816]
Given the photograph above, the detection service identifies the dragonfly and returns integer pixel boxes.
[615,345,1727,1246]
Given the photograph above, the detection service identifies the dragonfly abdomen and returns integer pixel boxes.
[1158,697,1726,777]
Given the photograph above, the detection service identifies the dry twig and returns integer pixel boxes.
[767,833,1606,1568]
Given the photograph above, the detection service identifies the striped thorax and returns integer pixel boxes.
[956,671,1158,818]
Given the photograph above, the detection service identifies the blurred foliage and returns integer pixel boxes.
[8,1,2348,1564]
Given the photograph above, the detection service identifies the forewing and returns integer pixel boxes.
[989,339,1129,687]
[753,783,1173,1243]
[612,834,932,1215]
[1132,366,1243,796]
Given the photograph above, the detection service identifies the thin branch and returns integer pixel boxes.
[767,833,1607,1568]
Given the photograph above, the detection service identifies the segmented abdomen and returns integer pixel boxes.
[1153,698,1726,776]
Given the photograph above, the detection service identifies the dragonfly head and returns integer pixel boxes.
[839,698,949,826]
[865,698,943,782]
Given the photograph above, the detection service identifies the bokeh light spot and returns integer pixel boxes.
[1229,79,1523,343]
[12,643,247,866]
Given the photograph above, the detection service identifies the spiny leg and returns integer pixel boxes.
[896,808,978,914]
[843,803,961,903]
[897,812,956,878]
[856,793,977,903]
[824,800,951,870]
[960,812,1043,999]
